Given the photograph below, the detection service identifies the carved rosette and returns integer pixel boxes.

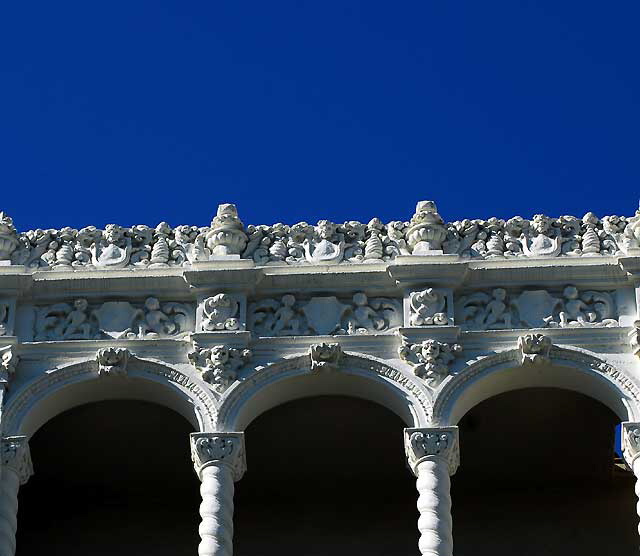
[309,342,343,372]
[404,427,460,476]
[1,436,33,485]
[96,347,132,377]
[517,333,552,366]
[190,432,246,481]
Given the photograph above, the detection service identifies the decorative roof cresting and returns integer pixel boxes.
[3,201,640,269]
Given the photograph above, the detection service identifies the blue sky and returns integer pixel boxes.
[1,1,638,231]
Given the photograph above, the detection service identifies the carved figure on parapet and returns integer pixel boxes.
[0,212,19,263]
[398,338,461,386]
[201,294,240,331]
[309,342,343,372]
[517,333,552,366]
[456,286,618,331]
[188,342,252,391]
[0,346,18,386]
[96,347,132,377]
[409,288,450,326]
[248,293,402,336]
[35,298,193,341]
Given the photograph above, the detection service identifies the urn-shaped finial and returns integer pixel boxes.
[206,203,248,257]
[0,212,19,262]
[406,200,447,255]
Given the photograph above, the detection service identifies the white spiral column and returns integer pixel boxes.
[404,427,459,556]
[622,422,640,539]
[0,436,33,556]
[190,432,246,556]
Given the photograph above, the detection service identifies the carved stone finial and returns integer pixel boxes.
[0,346,18,386]
[2,436,33,485]
[206,203,248,257]
[96,347,132,377]
[517,333,552,365]
[0,212,19,263]
[309,342,343,372]
[188,343,252,391]
[622,422,640,468]
[406,200,447,255]
[190,432,246,481]
[398,338,461,386]
[404,427,459,476]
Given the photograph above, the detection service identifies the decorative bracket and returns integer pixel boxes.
[517,333,552,366]
[96,347,133,377]
[309,342,343,372]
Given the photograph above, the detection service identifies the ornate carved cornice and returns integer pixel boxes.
[404,427,459,476]
[3,202,639,270]
[190,432,246,481]
[1,436,33,485]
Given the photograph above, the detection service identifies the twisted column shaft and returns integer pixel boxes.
[0,436,32,556]
[198,465,235,556]
[415,459,453,556]
[633,458,640,539]
[405,427,459,556]
[191,432,246,556]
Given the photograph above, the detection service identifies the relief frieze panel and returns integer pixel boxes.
[455,285,619,331]
[247,292,402,337]
[34,297,194,341]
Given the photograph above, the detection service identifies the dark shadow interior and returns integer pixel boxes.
[453,387,637,556]
[16,400,200,556]
[234,395,417,556]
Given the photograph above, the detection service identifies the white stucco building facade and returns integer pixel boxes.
[1,201,640,555]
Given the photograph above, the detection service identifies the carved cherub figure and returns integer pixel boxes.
[559,286,596,326]
[348,292,384,334]
[483,288,511,329]
[273,294,300,335]
[62,299,91,339]
[143,297,175,335]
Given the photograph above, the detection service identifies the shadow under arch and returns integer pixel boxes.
[3,355,218,436]
[216,351,432,431]
[432,344,640,426]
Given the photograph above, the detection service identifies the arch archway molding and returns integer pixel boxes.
[432,342,640,426]
[2,354,218,437]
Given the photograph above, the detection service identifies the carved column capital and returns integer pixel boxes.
[622,422,640,468]
[1,436,33,485]
[404,427,459,476]
[190,432,246,481]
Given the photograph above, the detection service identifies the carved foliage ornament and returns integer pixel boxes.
[190,433,246,481]
[188,343,252,391]
[398,338,461,386]
[409,288,449,326]
[201,293,240,331]
[309,342,343,372]
[248,293,401,337]
[2,436,33,485]
[0,346,18,386]
[517,333,552,366]
[622,423,640,468]
[96,347,132,377]
[404,427,459,476]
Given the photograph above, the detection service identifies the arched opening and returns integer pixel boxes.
[234,395,418,556]
[16,400,200,556]
[452,387,637,556]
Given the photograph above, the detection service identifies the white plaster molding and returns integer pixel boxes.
[216,351,432,431]
[432,344,640,425]
[2,356,218,436]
